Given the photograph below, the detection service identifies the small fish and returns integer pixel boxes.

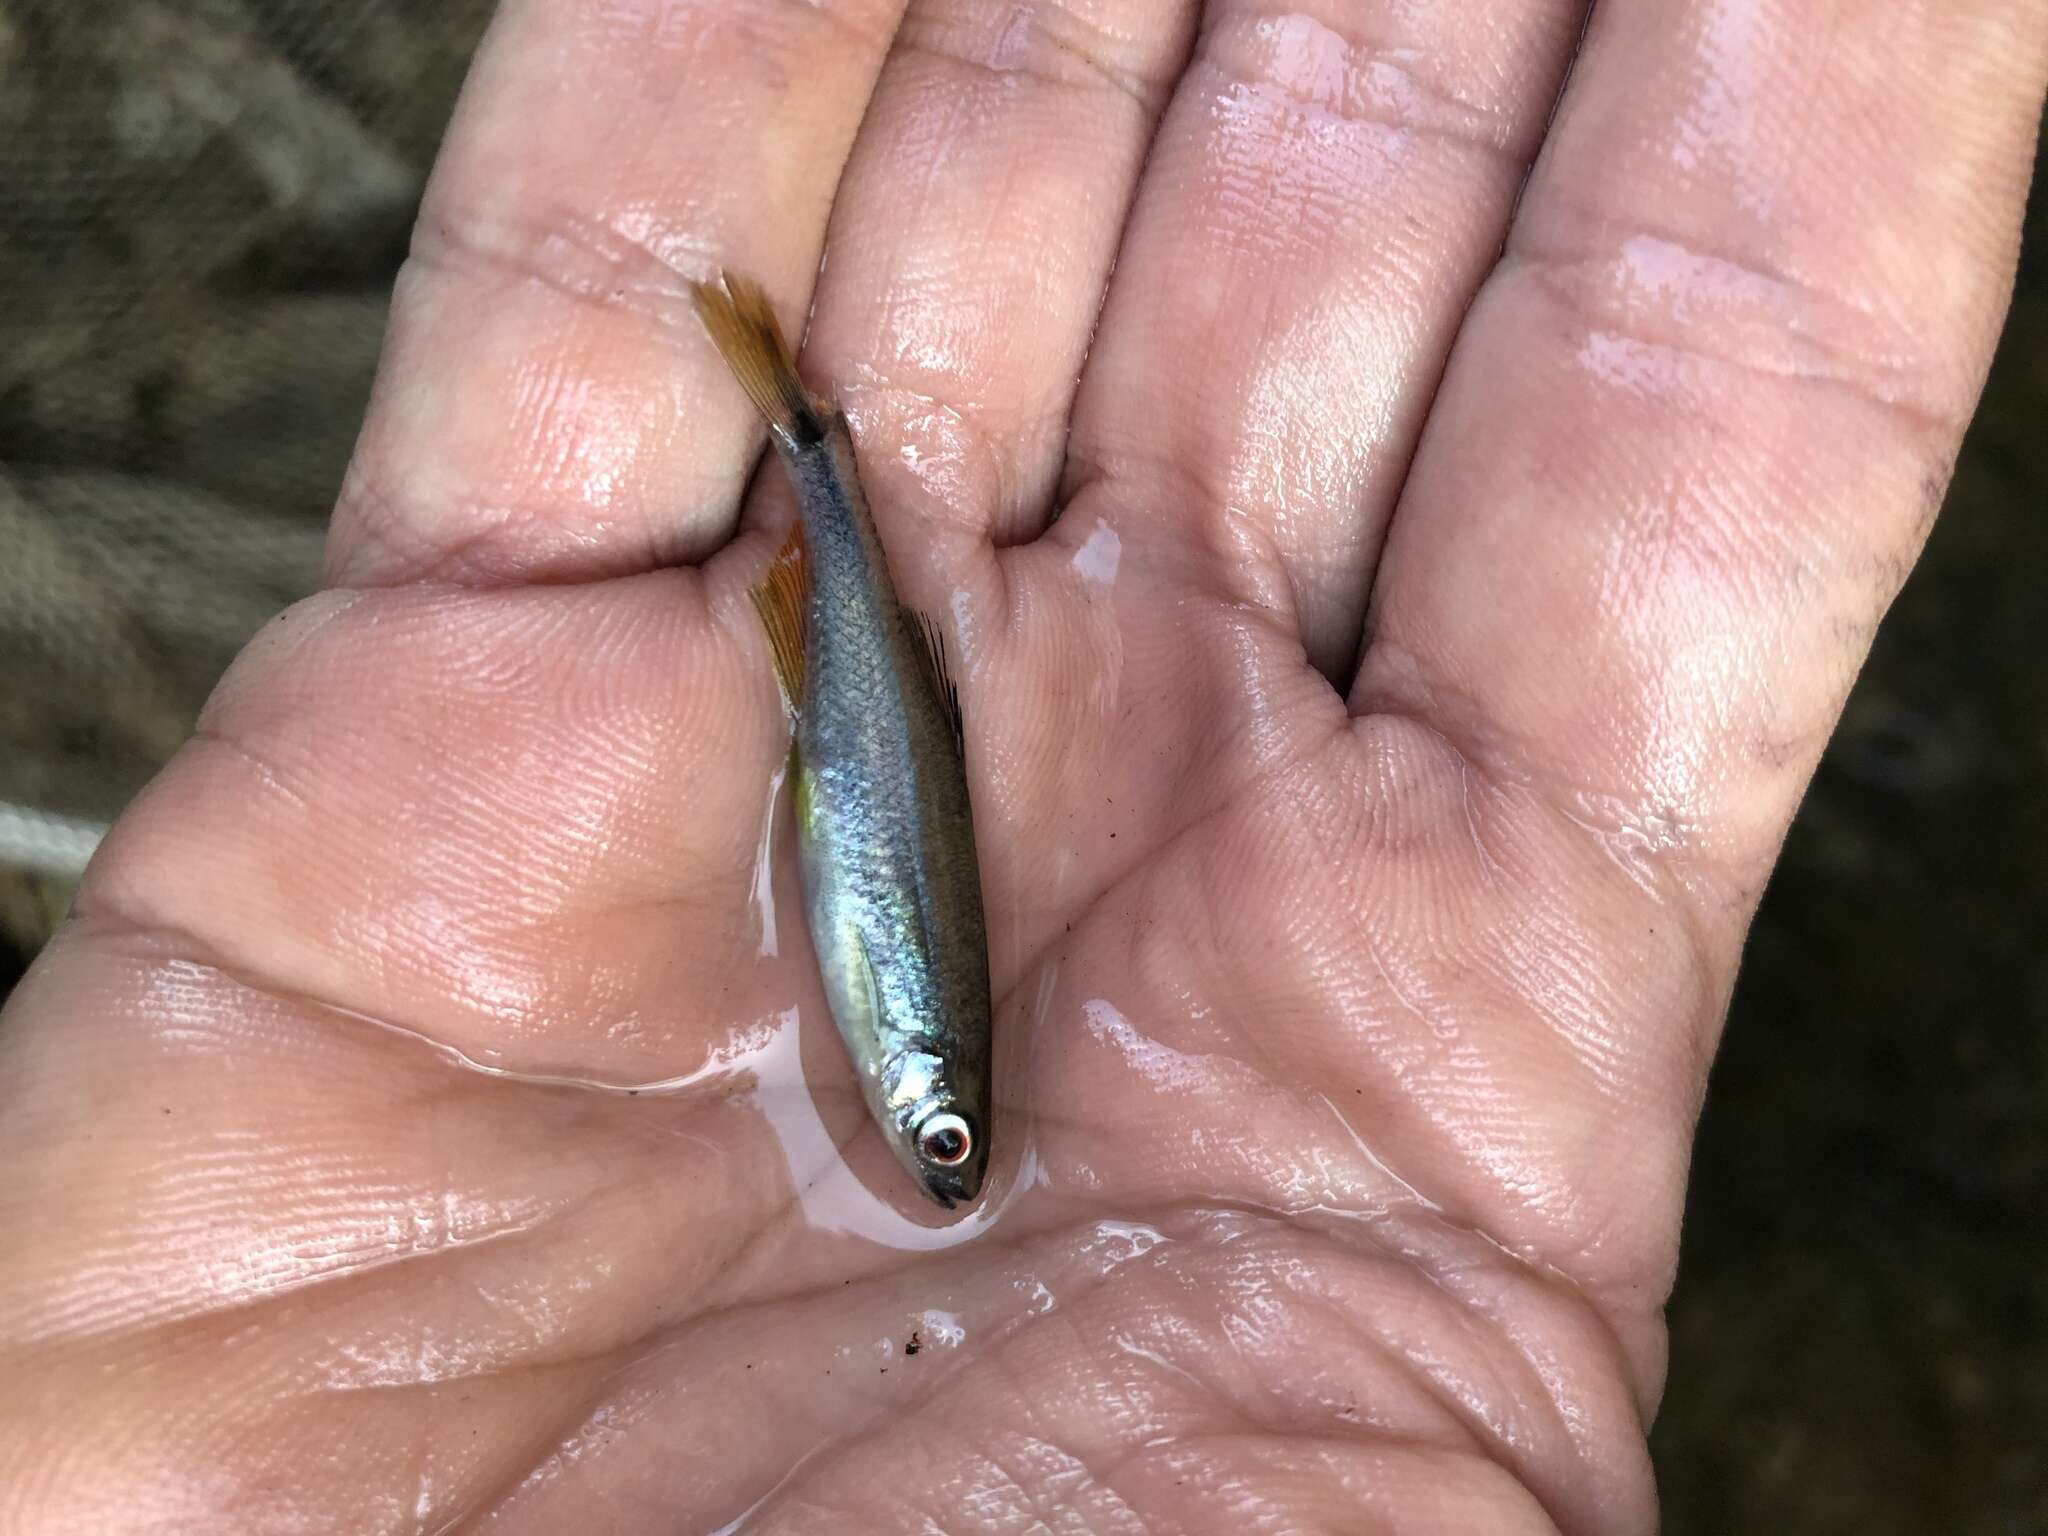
[692,272,992,1209]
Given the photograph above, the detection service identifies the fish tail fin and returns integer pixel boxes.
[747,520,809,711]
[691,272,825,447]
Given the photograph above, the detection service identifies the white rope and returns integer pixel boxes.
[0,801,110,880]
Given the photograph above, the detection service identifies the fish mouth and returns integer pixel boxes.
[915,1165,982,1212]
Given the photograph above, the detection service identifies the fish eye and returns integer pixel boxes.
[917,1113,973,1167]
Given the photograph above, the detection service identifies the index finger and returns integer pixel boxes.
[324,0,905,588]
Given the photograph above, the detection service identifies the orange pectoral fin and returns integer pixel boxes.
[747,521,809,712]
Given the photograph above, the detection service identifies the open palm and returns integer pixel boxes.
[4,1,2040,1531]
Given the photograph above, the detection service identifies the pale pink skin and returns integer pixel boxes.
[2,1,2042,1531]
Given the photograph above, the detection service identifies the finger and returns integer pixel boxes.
[789,0,1193,564]
[325,0,906,589]
[1354,0,2044,904]
[1062,0,1591,676]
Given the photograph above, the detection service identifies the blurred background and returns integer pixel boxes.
[0,5,2040,1530]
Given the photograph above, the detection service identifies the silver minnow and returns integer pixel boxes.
[692,272,992,1209]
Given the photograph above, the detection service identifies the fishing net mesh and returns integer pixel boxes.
[0,0,493,979]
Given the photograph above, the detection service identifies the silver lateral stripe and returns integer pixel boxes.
[0,801,110,879]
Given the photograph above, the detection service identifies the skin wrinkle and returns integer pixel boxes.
[995,709,1350,1028]
[1512,1,1598,225]
[1265,1245,1570,1508]
[1354,643,1767,923]
[1209,497,1316,634]
[455,1202,933,1529]
[1272,1275,1503,1450]
[13,923,801,1322]
[979,1369,1144,1534]
[1475,929,1668,1120]
[449,1366,657,1531]
[540,1200,1613,1530]
[1453,777,1722,1090]
[1143,756,1673,1272]
[1,998,570,1343]
[1498,240,1969,434]
[1530,829,1728,1098]
[1455,759,1508,892]
[326,461,471,587]
[1193,10,1533,164]
[195,586,380,702]
[997,0,1177,111]
[583,0,904,60]
[1196,868,1687,1368]
[465,1213,1219,1527]
[407,203,717,345]
[116,1210,557,1358]
[1163,1202,1637,1512]
[948,1409,1056,1529]
[78,584,797,1054]
[8,901,1646,1531]
[182,721,314,814]
[338,460,729,593]
[1096,412,1310,623]
[292,1368,618,1531]
[90,814,464,1008]
[1060,463,1292,644]
[889,23,1164,115]
[1088,1434,1257,1529]
[465,1389,642,1527]
[650,1303,1032,1531]
[1122,1441,1523,1531]
[722,1213,1555,1534]
[1347,13,1987,725]
[836,376,1058,543]
[1123,1427,1554,1520]
[4,1190,565,1386]
[1357,307,1960,777]
[320,0,915,588]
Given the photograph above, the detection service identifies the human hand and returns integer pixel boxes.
[4,1,2041,1530]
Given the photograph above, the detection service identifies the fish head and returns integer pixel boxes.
[880,1048,989,1210]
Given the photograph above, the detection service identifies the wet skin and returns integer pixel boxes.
[2,1,2042,1531]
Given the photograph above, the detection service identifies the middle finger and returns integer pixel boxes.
[1067,0,1590,676]
[787,0,1196,569]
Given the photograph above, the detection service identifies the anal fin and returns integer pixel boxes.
[748,523,808,711]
